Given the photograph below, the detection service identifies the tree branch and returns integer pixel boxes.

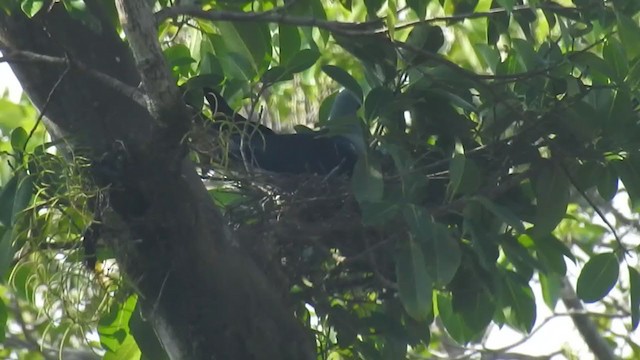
[155,3,582,37]
[0,48,146,108]
[116,1,181,122]
[155,5,381,35]
[561,278,617,360]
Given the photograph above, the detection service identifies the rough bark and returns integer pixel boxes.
[0,2,315,359]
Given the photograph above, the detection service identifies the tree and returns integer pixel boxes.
[1,0,640,359]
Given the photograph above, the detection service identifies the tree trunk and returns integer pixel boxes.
[0,3,315,359]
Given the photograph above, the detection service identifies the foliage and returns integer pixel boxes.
[3,0,640,358]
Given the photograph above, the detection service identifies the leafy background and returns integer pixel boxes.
[2,0,640,359]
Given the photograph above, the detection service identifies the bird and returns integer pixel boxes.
[202,88,360,176]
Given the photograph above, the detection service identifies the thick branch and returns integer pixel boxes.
[115,0,183,124]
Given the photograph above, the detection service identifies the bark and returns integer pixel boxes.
[0,2,315,359]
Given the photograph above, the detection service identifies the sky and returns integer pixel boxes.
[0,61,23,102]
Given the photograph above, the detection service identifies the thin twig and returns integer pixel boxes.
[559,161,625,251]
[23,61,71,152]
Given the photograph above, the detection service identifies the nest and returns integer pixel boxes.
[188,117,402,302]
[204,168,399,303]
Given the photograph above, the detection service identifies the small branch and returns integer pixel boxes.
[115,0,190,146]
[0,49,145,108]
[155,5,381,36]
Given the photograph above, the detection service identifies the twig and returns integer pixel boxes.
[23,60,70,152]
[559,161,626,251]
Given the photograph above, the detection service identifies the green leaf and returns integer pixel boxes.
[404,206,461,285]
[10,127,28,153]
[351,156,383,203]
[21,0,44,17]
[614,155,640,210]
[0,175,19,227]
[570,52,614,83]
[437,294,478,343]
[448,153,465,199]
[533,162,569,234]
[426,223,461,286]
[0,227,15,280]
[364,87,393,121]
[473,196,525,233]
[164,44,195,78]
[221,52,255,81]
[261,66,292,84]
[576,252,619,303]
[62,0,101,33]
[130,303,169,359]
[452,0,479,15]
[606,88,634,136]
[454,288,495,333]
[103,334,141,360]
[597,165,618,201]
[0,99,38,134]
[361,201,400,226]
[396,238,433,321]
[386,0,397,39]
[487,0,510,44]
[603,38,629,83]
[322,65,363,102]
[10,262,36,301]
[512,38,542,70]
[285,48,320,74]
[501,271,537,332]
[208,189,247,209]
[364,0,384,16]
[278,25,301,65]
[629,266,640,330]
[99,295,137,353]
[501,235,538,279]
[164,44,195,67]
[318,92,338,125]
[464,216,499,269]
[407,0,427,18]
[214,22,271,76]
[532,233,569,276]
[496,0,516,10]
[616,12,640,60]
[539,272,562,310]
[406,24,444,55]
[337,0,353,11]
[0,298,6,342]
[334,33,397,85]
[12,174,33,225]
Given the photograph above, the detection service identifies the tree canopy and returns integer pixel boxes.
[1,0,640,359]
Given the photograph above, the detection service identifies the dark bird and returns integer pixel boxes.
[203,88,360,176]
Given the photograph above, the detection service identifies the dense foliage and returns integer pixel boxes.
[2,0,640,358]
